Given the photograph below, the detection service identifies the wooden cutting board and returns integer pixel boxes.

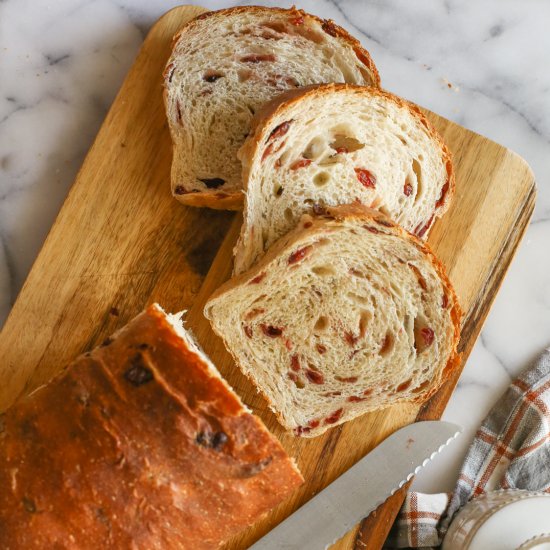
[0,5,535,549]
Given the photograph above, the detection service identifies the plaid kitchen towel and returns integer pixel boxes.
[387,347,550,548]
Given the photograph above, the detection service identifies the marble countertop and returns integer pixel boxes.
[1,0,549,495]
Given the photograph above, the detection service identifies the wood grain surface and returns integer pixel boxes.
[0,5,536,549]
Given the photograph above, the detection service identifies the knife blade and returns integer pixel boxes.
[250,420,462,550]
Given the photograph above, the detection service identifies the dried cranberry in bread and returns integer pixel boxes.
[164,6,379,210]
[234,83,454,273]
[205,205,461,438]
[0,304,303,549]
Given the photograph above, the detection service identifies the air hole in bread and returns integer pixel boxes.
[404,314,413,335]
[347,291,369,305]
[379,205,390,217]
[329,134,365,153]
[358,67,373,83]
[198,177,225,188]
[311,265,335,276]
[413,316,434,353]
[314,315,329,332]
[333,56,359,83]
[288,372,305,389]
[359,310,372,336]
[251,294,267,306]
[293,25,325,44]
[412,159,422,201]
[274,184,283,197]
[238,69,253,83]
[412,379,430,393]
[203,70,224,82]
[379,332,393,355]
[313,171,330,187]
[398,135,407,146]
[303,136,327,160]
[262,21,288,34]
[284,207,294,222]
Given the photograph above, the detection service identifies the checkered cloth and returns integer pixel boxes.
[387,347,550,548]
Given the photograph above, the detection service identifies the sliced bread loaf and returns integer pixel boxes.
[205,205,461,438]
[234,84,454,274]
[164,7,379,210]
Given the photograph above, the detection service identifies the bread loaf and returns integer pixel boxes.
[164,6,379,210]
[0,304,303,549]
[234,84,454,274]
[205,205,461,438]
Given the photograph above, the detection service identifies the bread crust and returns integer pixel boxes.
[239,83,455,222]
[206,205,462,437]
[0,304,303,548]
[164,6,380,210]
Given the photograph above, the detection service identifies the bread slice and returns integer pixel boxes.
[164,6,379,210]
[205,205,461,438]
[0,304,303,549]
[234,84,454,274]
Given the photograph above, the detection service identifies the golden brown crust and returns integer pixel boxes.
[173,189,243,210]
[0,305,302,549]
[205,204,462,436]
[239,83,455,221]
[166,6,380,211]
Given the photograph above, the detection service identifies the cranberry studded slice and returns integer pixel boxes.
[344,331,359,346]
[249,272,266,284]
[396,379,412,392]
[240,54,276,63]
[364,225,380,234]
[354,168,376,189]
[316,343,327,354]
[408,264,428,291]
[305,368,324,385]
[290,158,312,170]
[414,215,434,238]
[260,324,283,337]
[288,245,312,264]
[324,408,344,425]
[267,121,291,143]
[335,375,358,383]
[420,327,435,346]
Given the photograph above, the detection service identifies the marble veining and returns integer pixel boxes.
[1,0,549,493]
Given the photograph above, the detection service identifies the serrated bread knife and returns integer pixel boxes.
[250,420,462,550]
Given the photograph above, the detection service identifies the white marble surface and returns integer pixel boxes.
[1,0,549,495]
